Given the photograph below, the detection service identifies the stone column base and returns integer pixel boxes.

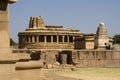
[0,53,19,80]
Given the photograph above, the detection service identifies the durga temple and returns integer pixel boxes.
[18,16,113,50]
[0,1,120,80]
[16,16,120,68]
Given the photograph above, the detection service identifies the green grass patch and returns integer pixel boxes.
[53,68,120,80]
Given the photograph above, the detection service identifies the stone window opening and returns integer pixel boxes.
[47,35,51,42]
[53,35,57,42]
[64,36,68,42]
[34,36,37,42]
[39,35,44,42]
[69,36,73,42]
[0,0,7,11]
[59,36,62,43]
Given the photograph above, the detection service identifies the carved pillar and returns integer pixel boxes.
[57,35,59,43]
[44,36,46,43]
[51,35,53,43]
[32,35,35,43]
[67,36,69,43]
[62,36,64,43]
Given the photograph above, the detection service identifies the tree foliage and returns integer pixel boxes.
[113,34,120,44]
[10,38,17,46]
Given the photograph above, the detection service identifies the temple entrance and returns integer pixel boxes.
[58,50,73,64]
[30,51,41,60]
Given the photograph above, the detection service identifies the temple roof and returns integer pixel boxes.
[96,22,108,35]
[22,16,84,35]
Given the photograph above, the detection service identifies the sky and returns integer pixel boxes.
[9,0,120,42]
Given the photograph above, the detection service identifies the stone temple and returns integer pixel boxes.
[1,1,119,80]
[18,16,113,50]
[16,16,120,68]
[18,16,83,50]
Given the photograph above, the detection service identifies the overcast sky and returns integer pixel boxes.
[9,0,120,42]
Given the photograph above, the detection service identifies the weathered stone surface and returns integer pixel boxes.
[18,16,83,50]
[0,1,19,80]
[0,1,9,48]
[94,23,109,49]
[112,51,120,59]
[72,50,120,67]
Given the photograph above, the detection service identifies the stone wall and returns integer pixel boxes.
[72,50,120,67]
[19,43,74,49]
[13,49,120,67]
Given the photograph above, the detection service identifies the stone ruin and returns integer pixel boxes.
[0,1,120,80]
[16,17,120,68]
[94,22,110,49]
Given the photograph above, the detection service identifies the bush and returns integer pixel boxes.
[113,34,120,44]
[10,38,17,46]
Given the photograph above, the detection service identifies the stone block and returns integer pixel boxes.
[105,60,113,67]
[105,51,112,59]
[87,51,96,59]
[112,51,120,59]
[79,51,88,60]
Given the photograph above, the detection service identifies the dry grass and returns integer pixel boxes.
[48,68,120,80]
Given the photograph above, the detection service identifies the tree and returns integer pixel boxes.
[10,38,17,46]
[113,34,120,44]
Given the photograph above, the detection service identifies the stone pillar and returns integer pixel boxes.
[51,35,53,43]
[44,36,46,43]
[0,1,19,80]
[62,36,64,43]
[67,36,69,43]
[32,35,35,43]
[0,0,9,48]
[57,35,59,43]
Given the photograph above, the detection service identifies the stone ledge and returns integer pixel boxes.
[0,53,19,61]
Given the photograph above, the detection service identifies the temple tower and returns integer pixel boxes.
[29,16,45,29]
[94,22,109,49]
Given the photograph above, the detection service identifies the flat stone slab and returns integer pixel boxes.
[0,53,19,61]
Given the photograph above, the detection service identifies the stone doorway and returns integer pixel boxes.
[58,50,73,65]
